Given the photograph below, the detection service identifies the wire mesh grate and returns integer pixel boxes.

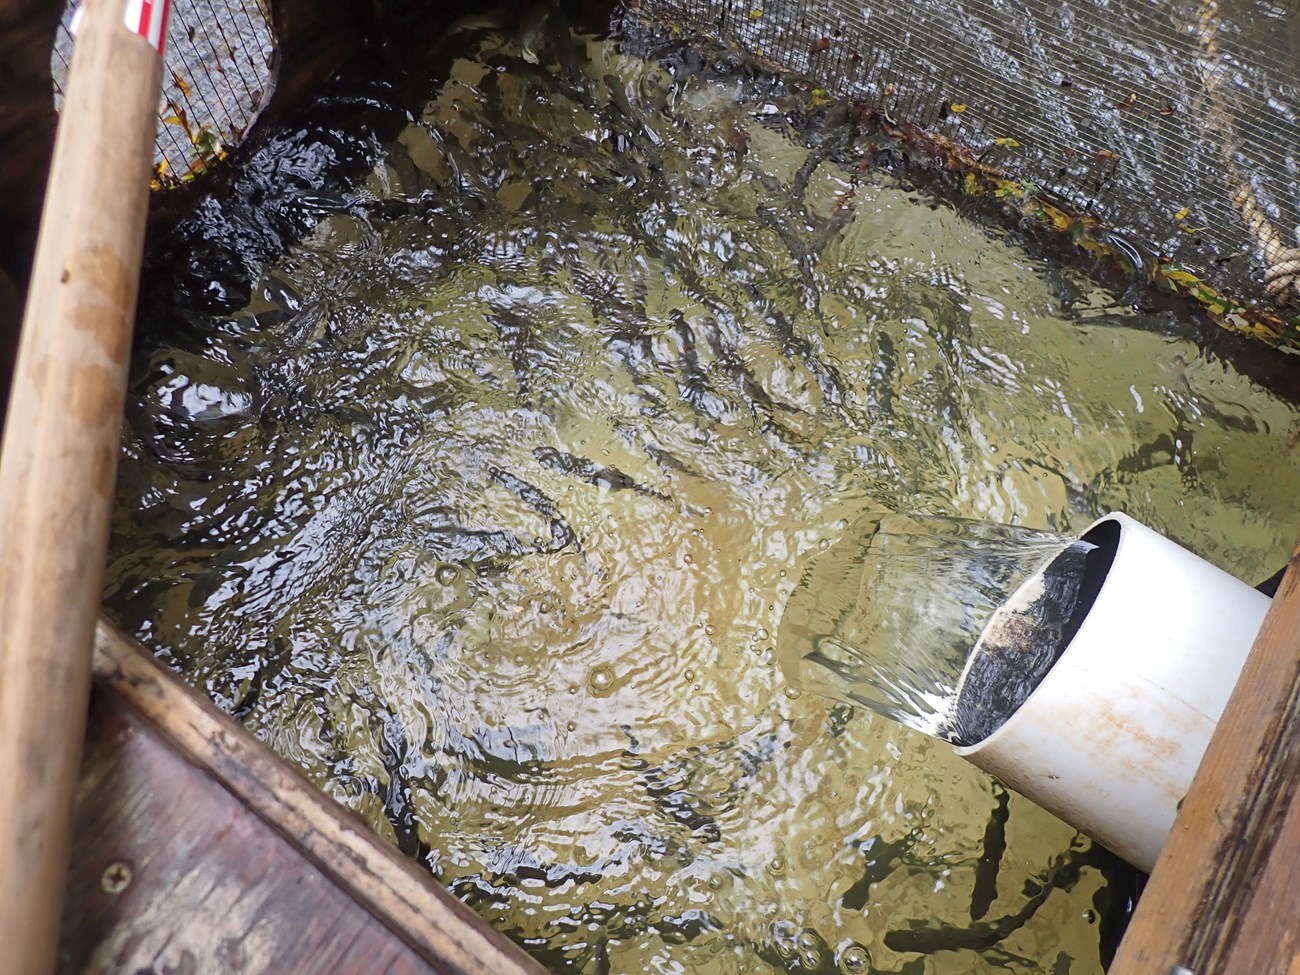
[51,0,276,188]
[635,0,1300,316]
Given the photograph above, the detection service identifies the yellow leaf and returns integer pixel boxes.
[170,70,192,98]
[993,137,1020,148]
[950,103,967,113]
[1158,268,1200,288]
[962,172,978,195]
[1173,206,1190,220]
[1040,203,1074,232]
[748,7,763,18]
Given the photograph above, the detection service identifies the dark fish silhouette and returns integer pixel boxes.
[533,446,673,503]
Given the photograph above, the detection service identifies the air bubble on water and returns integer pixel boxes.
[588,665,615,694]
[784,686,802,700]
[435,564,459,585]
[838,944,871,974]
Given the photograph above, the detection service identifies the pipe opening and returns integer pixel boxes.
[946,519,1120,746]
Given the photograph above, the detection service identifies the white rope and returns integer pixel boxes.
[1196,0,1300,308]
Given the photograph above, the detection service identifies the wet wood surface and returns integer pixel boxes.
[61,687,440,975]
[60,620,548,975]
[1110,548,1300,974]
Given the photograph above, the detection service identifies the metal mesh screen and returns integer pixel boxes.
[51,0,276,188]
[633,0,1300,338]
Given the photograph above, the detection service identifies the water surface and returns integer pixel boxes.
[107,13,1300,974]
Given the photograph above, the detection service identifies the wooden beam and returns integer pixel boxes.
[91,620,549,975]
[1110,546,1300,973]
[0,3,162,972]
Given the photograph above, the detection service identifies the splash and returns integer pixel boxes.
[779,513,1099,743]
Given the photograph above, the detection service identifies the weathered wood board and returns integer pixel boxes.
[59,621,549,975]
[61,688,441,975]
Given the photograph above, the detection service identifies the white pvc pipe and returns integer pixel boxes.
[953,511,1270,872]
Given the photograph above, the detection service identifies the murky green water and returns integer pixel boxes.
[107,10,1300,974]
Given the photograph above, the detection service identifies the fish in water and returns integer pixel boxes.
[487,464,580,553]
[533,446,674,503]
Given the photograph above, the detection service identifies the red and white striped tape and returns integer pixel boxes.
[124,0,170,54]
[69,0,170,55]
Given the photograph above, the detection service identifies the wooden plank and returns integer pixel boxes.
[0,2,163,971]
[60,686,443,975]
[90,619,548,975]
[1110,547,1300,973]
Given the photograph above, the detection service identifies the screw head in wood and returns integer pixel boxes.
[101,861,132,895]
